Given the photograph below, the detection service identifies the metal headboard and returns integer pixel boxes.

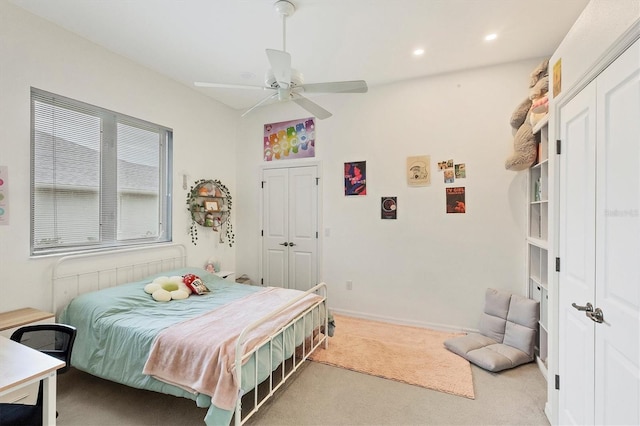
[51,243,186,316]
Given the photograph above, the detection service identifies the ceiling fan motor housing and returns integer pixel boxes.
[265,68,304,89]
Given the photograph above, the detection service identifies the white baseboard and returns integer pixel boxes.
[329,308,479,334]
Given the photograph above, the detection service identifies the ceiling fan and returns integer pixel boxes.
[194,0,367,120]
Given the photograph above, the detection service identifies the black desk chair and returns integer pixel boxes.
[0,324,76,426]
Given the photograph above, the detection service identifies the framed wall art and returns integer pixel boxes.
[344,161,366,196]
[264,117,315,161]
[407,155,430,186]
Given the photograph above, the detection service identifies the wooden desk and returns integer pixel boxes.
[0,336,65,425]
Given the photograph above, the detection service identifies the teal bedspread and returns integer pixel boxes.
[59,267,321,425]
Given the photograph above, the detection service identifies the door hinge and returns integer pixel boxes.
[556,139,561,155]
[315,177,319,185]
[316,231,318,238]
[555,257,561,272]
[555,374,560,390]
[261,230,263,237]
[261,278,263,285]
[261,180,265,188]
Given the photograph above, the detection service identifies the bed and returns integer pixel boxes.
[51,244,328,425]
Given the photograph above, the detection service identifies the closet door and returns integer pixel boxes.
[262,166,318,291]
[263,168,289,288]
[558,38,640,426]
[558,81,597,426]
[593,38,639,425]
[287,166,318,291]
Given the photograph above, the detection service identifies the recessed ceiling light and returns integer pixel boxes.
[484,33,498,41]
[413,48,425,56]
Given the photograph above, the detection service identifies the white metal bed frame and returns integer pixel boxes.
[50,243,328,425]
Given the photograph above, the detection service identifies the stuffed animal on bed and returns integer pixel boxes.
[144,275,192,302]
[505,58,549,171]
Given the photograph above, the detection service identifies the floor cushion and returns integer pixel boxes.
[444,288,539,372]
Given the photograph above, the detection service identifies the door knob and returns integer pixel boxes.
[587,307,604,324]
[288,242,296,247]
[571,302,593,312]
[279,242,289,246]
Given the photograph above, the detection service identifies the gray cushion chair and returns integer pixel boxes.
[444,288,539,372]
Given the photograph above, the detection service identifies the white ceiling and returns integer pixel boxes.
[11,0,590,112]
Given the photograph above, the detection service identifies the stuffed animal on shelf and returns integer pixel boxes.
[144,275,192,302]
[528,69,549,127]
[505,58,549,171]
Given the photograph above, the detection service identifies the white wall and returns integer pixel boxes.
[235,59,545,330]
[0,2,238,314]
[550,0,640,99]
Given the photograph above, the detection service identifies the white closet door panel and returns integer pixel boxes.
[289,167,317,243]
[561,310,595,425]
[265,250,287,287]
[263,168,289,287]
[594,38,640,426]
[558,81,597,426]
[290,250,315,292]
[288,166,318,291]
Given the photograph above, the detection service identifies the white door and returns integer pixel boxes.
[262,166,318,291]
[593,39,639,425]
[558,39,640,425]
[558,81,597,426]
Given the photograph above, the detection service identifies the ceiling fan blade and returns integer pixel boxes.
[195,82,269,91]
[298,80,368,94]
[292,93,332,120]
[266,49,292,88]
[241,92,279,117]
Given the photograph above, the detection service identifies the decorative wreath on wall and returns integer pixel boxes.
[186,179,235,247]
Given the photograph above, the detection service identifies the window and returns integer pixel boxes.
[31,88,172,255]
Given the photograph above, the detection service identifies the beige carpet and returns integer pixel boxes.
[309,314,475,399]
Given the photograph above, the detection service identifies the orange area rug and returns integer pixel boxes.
[309,314,475,399]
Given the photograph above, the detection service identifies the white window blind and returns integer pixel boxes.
[31,88,172,255]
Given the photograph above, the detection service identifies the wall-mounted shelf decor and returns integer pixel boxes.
[186,179,235,247]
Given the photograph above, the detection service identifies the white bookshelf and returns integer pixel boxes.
[528,115,549,374]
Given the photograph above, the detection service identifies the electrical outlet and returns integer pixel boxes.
[346,280,353,290]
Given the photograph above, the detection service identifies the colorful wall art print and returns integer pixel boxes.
[344,161,366,196]
[264,117,315,161]
[407,155,431,186]
[381,197,397,219]
[455,163,466,179]
[446,187,466,214]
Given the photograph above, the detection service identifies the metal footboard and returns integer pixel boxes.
[234,282,328,425]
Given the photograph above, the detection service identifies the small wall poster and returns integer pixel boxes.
[0,166,8,225]
[446,187,466,214]
[455,163,466,179]
[381,197,397,219]
[407,155,430,186]
[344,161,366,196]
[264,117,315,161]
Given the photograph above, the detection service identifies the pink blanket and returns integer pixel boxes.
[142,287,323,411]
